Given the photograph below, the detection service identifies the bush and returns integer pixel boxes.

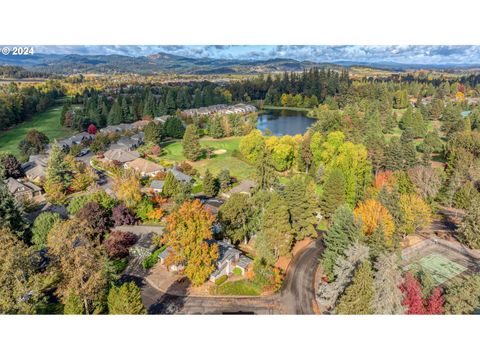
[142,245,167,269]
[232,267,242,276]
[110,258,129,274]
[215,275,228,286]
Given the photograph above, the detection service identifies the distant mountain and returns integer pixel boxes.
[1,51,479,75]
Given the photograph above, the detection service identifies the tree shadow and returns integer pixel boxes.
[147,277,191,314]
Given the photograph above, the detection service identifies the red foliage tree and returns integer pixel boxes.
[76,201,111,236]
[104,231,137,258]
[426,287,445,315]
[400,272,426,314]
[87,124,97,135]
[112,203,137,226]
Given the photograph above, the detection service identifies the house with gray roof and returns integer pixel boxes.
[22,154,48,182]
[209,241,252,282]
[222,180,256,198]
[5,177,42,201]
[103,149,139,164]
[169,167,193,183]
[149,180,165,193]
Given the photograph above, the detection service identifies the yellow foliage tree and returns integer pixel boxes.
[354,199,395,239]
[112,170,142,208]
[399,193,432,236]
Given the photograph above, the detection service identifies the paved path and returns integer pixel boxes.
[129,236,323,314]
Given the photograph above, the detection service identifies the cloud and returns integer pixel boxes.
[26,45,480,65]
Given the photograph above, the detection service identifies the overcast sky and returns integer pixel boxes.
[30,45,480,65]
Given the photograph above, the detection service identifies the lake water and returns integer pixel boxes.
[256,109,315,136]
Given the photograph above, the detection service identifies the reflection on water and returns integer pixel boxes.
[256,109,315,136]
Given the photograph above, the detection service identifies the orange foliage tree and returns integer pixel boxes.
[354,199,395,240]
[161,200,218,286]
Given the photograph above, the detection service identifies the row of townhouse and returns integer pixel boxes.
[180,103,257,118]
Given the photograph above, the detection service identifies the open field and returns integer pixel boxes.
[0,106,76,157]
[160,137,255,180]
[261,105,311,112]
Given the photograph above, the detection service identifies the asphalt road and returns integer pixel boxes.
[136,237,323,315]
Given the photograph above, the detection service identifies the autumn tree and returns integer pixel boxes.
[218,193,254,244]
[47,219,109,314]
[336,260,374,315]
[111,203,136,226]
[0,228,45,314]
[108,282,146,314]
[373,253,405,314]
[354,199,395,243]
[400,272,425,314]
[0,153,24,179]
[162,171,180,197]
[283,175,318,242]
[182,124,202,161]
[76,201,111,238]
[112,170,142,209]
[239,129,265,163]
[104,231,137,258]
[426,287,445,315]
[398,193,431,236]
[162,200,218,286]
[322,205,363,281]
[407,165,442,200]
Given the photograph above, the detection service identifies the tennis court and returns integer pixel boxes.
[407,253,467,285]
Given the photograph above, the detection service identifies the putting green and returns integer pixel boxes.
[408,253,467,285]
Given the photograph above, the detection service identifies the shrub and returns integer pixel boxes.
[142,245,166,269]
[232,267,242,276]
[215,275,228,286]
[110,258,129,274]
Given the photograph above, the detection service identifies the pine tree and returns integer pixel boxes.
[162,171,180,198]
[202,169,218,197]
[46,142,72,190]
[283,175,318,242]
[0,179,28,237]
[208,116,224,138]
[218,169,232,192]
[144,122,163,145]
[107,282,146,314]
[444,275,480,314]
[322,205,363,281]
[182,124,202,161]
[107,100,123,125]
[458,198,480,249]
[336,260,374,314]
[373,253,405,314]
[254,148,276,190]
[321,169,346,219]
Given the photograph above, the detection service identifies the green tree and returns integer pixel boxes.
[202,169,218,197]
[322,205,363,281]
[254,148,276,191]
[336,260,374,314]
[321,168,346,219]
[0,178,28,237]
[107,100,123,125]
[283,175,318,242]
[32,212,62,249]
[218,169,232,192]
[107,282,146,314]
[219,193,253,244]
[162,171,180,198]
[373,253,405,314]
[208,116,224,138]
[458,198,480,249]
[239,129,265,163]
[444,275,480,314]
[163,116,185,138]
[182,124,202,161]
[144,122,163,145]
[46,141,72,189]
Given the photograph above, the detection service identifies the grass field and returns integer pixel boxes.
[407,253,467,285]
[261,105,310,112]
[0,106,76,157]
[213,279,262,296]
[160,137,255,180]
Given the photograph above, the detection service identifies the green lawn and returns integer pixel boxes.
[261,105,310,112]
[0,106,76,157]
[160,137,255,180]
[213,279,262,296]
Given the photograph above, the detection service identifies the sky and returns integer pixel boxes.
[30,45,480,65]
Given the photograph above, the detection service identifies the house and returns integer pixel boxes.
[117,136,142,150]
[103,149,139,164]
[124,158,165,177]
[169,167,193,183]
[149,180,165,193]
[153,115,169,124]
[22,154,48,182]
[131,132,145,144]
[202,198,224,215]
[222,180,256,198]
[5,177,42,201]
[131,120,151,130]
[209,241,252,282]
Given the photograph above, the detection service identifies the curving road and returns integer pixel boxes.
[136,237,323,314]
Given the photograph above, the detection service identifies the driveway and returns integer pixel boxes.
[126,236,324,314]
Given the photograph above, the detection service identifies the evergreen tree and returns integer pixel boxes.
[321,169,346,219]
[385,138,404,171]
[0,179,28,237]
[457,198,480,249]
[163,116,185,139]
[144,122,163,145]
[444,275,480,314]
[162,171,180,198]
[254,148,276,190]
[165,89,177,114]
[322,205,363,281]
[107,100,123,125]
[31,212,62,249]
[143,92,155,118]
[283,175,318,242]
[336,260,374,314]
[202,169,218,197]
[107,282,146,314]
[373,253,405,314]
[218,169,232,192]
[208,116,224,138]
[46,142,72,190]
[182,124,202,161]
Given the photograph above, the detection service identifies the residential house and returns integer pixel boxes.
[5,177,42,201]
[22,154,48,183]
[124,158,165,177]
[131,120,151,130]
[117,136,141,150]
[169,167,193,183]
[209,241,252,282]
[222,180,256,198]
[103,149,139,164]
[158,247,184,272]
[149,180,165,193]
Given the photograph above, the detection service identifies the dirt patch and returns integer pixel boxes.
[212,149,227,155]
[275,237,313,272]
[401,234,425,249]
